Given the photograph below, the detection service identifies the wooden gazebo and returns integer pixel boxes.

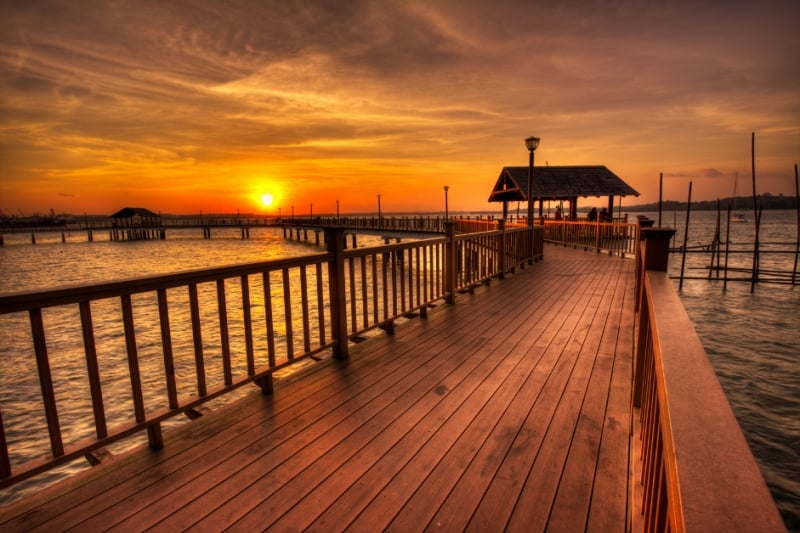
[110,207,161,227]
[487,166,639,220]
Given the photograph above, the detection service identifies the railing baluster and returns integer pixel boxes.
[79,300,108,437]
[299,266,311,354]
[241,275,255,376]
[419,246,428,318]
[360,256,368,329]
[316,263,326,345]
[282,267,294,360]
[188,284,207,396]
[262,272,276,367]
[382,252,389,321]
[122,293,163,450]
[216,280,232,386]
[29,308,63,457]
[156,289,178,410]
[120,295,146,423]
[348,256,357,334]
[371,253,379,325]
[414,248,421,310]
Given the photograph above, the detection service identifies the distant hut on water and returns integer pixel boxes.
[110,207,161,228]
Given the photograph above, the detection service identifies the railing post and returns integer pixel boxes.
[444,221,457,304]
[633,227,676,407]
[325,227,349,359]
[498,219,506,280]
[527,222,534,265]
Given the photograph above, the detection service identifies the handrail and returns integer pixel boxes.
[0,225,543,488]
[632,227,785,532]
[543,220,639,257]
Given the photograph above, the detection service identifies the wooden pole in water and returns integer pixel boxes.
[679,181,692,291]
[793,163,799,286]
[709,199,721,279]
[724,204,732,291]
[751,132,758,223]
[658,172,663,226]
[750,131,759,290]
[752,205,762,293]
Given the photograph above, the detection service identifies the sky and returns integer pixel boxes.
[1,0,798,216]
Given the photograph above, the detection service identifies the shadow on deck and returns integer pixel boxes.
[1,246,635,531]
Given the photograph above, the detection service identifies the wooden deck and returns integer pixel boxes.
[1,245,636,532]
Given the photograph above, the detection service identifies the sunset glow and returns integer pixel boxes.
[1,1,798,216]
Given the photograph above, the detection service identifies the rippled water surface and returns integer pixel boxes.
[1,216,798,529]
[656,209,799,530]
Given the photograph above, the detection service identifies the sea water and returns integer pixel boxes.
[653,208,799,530]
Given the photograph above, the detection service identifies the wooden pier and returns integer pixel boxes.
[1,246,634,531]
[0,230,785,531]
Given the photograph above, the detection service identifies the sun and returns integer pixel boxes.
[260,193,274,207]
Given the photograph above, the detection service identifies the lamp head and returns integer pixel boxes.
[525,136,540,151]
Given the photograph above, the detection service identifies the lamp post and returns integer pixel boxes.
[310,203,313,220]
[278,207,282,221]
[377,194,382,227]
[525,136,540,226]
[336,199,340,221]
[443,185,450,220]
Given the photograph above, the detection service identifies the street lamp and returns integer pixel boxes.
[525,136,540,226]
[377,194,382,226]
[443,185,450,219]
[310,203,313,220]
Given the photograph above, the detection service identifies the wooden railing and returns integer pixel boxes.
[544,220,639,257]
[279,215,530,236]
[0,224,542,489]
[284,215,449,234]
[632,228,785,532]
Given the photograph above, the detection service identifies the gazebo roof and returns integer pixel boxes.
[110,207,160,218]
[487,166,639,203]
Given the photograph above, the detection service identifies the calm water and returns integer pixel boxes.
[651,209,800,530]
[1,216,798,529]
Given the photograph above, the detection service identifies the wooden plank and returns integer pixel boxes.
[418,260,622,529]
[545,260,630,530]
[374,258,615,532]
[585,268,634,531]
[504,260,624,532]
[466,256,619,531]
[267,258,584,531]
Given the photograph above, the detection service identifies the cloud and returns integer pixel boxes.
[1,0,798,213]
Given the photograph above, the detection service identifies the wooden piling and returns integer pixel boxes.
[679,182,692,291]
[723,205,732,291]
[793,163,799,286]
[751,205,762,293]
